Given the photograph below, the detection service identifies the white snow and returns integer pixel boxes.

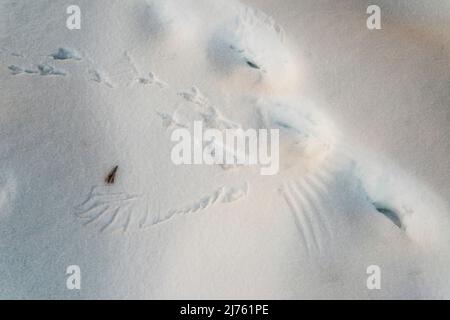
[1,0,450,299]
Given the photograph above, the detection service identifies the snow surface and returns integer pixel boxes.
[1,0,450,299]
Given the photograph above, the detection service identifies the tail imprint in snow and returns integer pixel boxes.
[280,171,334,256]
